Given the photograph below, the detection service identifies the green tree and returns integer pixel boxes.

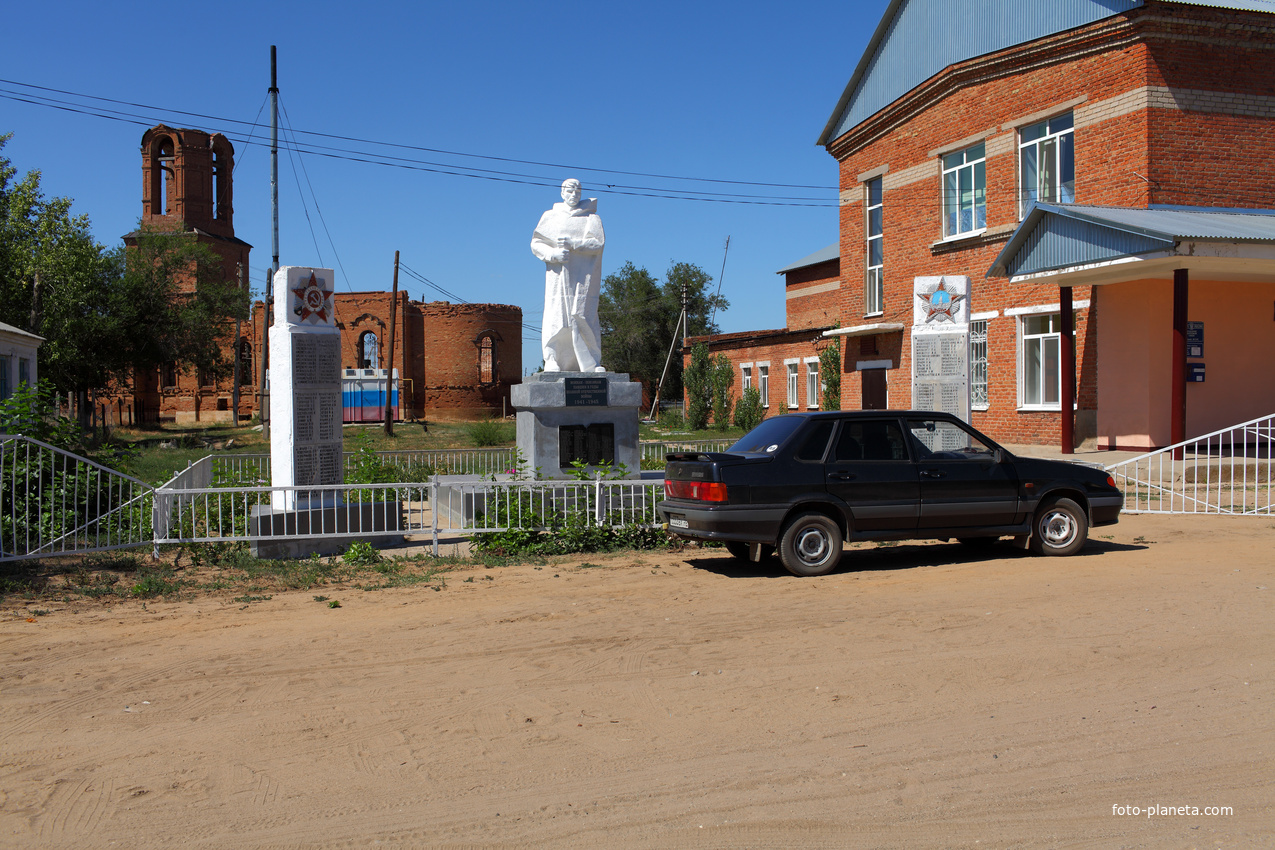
[682,343,712,430]
[1,134,248,417]
[819,338,842,411]
[733,386,764,431]
[709,353,734,431]
[599,260,728,399]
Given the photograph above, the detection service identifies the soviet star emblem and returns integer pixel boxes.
[916,278,966,324]
[292,272,332,323]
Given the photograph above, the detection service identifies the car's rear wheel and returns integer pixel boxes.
[1029,497,1088,556]
[778,512,843,577]
[725,541,775,562]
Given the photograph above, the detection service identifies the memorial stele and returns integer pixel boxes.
[514,180,642,478]
[911,274,972,429]
[269,266,343,509]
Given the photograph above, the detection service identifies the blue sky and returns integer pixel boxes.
[1,0,888,373]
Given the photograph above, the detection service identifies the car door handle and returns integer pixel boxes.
[827,471,857,481]
[920,469,946,479]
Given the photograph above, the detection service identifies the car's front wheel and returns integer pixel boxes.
[778,512,843,577]
[1030,497,1088,556]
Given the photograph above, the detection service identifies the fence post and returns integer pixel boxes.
[595,473,603,526]
[431,477,439,557]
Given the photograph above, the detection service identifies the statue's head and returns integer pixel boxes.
[560,178,582,208]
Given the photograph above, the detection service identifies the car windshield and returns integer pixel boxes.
[728,416,809,454]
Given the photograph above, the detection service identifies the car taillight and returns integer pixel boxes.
[665,479,728,502]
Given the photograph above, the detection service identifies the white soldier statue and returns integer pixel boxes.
[531,178,606,372]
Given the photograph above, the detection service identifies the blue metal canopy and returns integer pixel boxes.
[987,203,1275,278]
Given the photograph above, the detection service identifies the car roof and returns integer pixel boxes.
[777,410,964,421]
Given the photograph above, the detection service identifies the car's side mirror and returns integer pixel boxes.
[992,448,1006,464]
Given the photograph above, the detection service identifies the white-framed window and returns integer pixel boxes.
[785,360,800,409]
[740,363,753,392]
[1019,313,1062,409]
[865,177,883,315]
[970,319,989,410]
[1019,113,1074,216]
[805,358,819,408]
[757,363,770,408]
[942,142,986,237]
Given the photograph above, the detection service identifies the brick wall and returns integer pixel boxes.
[683,328,833,422]
[784,258,841,330]
[824,1,1275,446]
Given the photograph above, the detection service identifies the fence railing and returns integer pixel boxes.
[154,482,432,545]
[434,478,666,534]
[1105,413,1274,515]
[639,439,735,465]
[0,434,154,562]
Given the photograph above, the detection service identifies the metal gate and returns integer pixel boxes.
[0,435,154,561]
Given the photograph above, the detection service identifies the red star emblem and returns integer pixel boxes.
[292,272,332,323]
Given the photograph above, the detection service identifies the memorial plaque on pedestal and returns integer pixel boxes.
[565,377,608,407]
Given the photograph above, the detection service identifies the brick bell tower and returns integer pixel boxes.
[124,125,254,424]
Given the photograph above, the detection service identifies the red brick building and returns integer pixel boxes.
[693,0,1275,450]
[114,125,522,425]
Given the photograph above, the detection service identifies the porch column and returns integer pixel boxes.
[1059,286,1075,455]
[1171,269,1188,453]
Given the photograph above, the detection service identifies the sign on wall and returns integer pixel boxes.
[911,275,971,422]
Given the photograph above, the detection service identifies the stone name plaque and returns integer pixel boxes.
[559,423,615,467]
[565,377,608,407]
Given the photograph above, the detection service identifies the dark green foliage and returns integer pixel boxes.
[598,260,728,397]
[469,418,515,447]
[819,338,842,411]
[733,386,765,431]
[682,343,713,431]
[709,353,734,431]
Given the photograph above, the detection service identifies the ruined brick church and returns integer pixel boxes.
[111,124,521,425]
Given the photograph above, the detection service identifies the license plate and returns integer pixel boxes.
[669,517,689,529]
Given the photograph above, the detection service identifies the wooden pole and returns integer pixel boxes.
[384,251,399,435]
[1059,286,1074,455]
[259,267,271,437]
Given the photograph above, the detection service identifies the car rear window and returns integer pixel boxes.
[728,416,808,454]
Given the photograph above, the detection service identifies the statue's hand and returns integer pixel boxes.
[549,248,568,263]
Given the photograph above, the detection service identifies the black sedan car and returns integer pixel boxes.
[658,411,1123,577]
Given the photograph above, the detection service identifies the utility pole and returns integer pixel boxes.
[384,251,399,435]
[262,44,280,438]
[258,267,270,436]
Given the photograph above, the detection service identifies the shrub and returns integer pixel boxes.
[733,386,764,431]
[682,343,712,431]
[819,338,842,411]
[709,353,734,431]
[469,418,515,447]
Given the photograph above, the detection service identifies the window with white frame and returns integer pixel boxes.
[943,142,986,237]
[741,364,752,392]
[786,361,800,409]
[970,319,989,409]
[1020,313,1063,408]
[758,363,769,408]
[805,358,819,408]
[865,178,883,315]
[1019,113,1074,216]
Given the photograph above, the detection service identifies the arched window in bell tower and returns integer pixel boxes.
[149,135,176,217]
[211,136,233,224]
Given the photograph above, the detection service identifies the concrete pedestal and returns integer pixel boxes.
[511,372,641,479]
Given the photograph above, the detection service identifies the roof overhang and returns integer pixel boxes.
[822,322,905,338]
[988,203,1275,286]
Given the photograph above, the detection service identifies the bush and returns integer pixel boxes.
[656,408,685,431]
[819,338,842,411]
[709,353,734,431]
[733,386,764,431]
[469,418,515,447]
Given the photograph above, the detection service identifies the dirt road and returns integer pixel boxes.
[1,513,1271,848]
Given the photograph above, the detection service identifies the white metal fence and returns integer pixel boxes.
[0,435,154,561]
[1105,413,1274,515]
[434,478,665,534]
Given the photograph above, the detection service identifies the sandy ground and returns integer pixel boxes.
[0,513,1271,849]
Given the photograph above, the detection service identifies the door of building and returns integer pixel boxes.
[861,368,887,410]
